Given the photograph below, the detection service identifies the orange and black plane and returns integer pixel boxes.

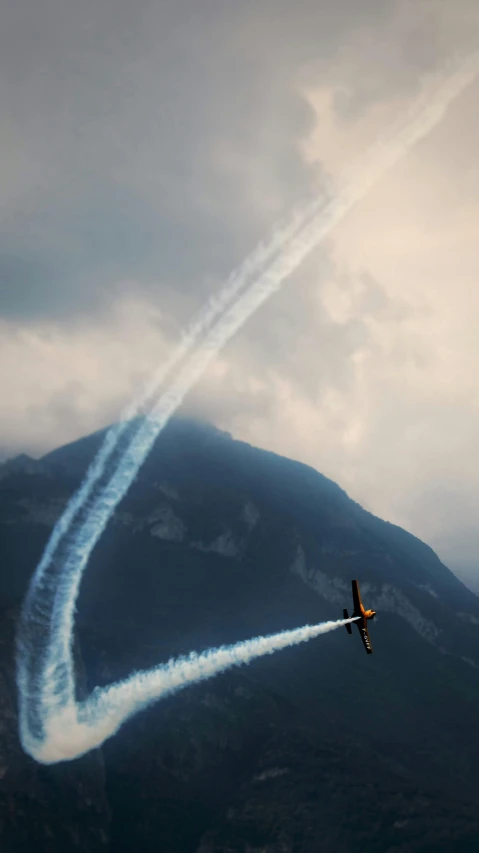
[342,579,376,654]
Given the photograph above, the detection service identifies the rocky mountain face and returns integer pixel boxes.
[1,417,479,852]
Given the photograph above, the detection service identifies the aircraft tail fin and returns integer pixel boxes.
[343,609,352,634]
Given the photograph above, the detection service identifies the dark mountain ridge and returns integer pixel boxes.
[1,417,479,851]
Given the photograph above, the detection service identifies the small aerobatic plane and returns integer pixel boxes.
[343,579,376,655]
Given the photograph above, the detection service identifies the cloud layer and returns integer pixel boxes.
[1,0,478,590]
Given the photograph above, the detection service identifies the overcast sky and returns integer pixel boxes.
[1,0,478,591]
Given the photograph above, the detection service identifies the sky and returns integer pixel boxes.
[1,0,478,591]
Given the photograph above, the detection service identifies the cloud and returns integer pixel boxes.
[1,0,437,325]
[188,15,479,591]
[1,0,478,589]
[0,294,171,458]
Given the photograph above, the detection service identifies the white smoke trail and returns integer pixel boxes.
[28,617,358,764]
[16,52,479,764]
[16,192,336,723]
[16,194,334,722]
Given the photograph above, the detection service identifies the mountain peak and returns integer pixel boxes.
[0,453,48,480]
[2,422,479,850]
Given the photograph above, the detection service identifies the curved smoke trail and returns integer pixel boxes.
[16,52,479,764]
[32,618,357,765]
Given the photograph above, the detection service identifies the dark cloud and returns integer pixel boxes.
[0,186,182,321]
[0,0,421,324]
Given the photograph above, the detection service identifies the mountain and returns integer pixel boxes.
[1,417,479,852]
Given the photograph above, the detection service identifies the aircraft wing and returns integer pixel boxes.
[358,623,373,655]
[352,579,363,615]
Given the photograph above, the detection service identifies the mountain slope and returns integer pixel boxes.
[1,417,478,852]
[0,610,110,852]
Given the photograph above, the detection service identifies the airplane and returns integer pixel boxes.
[342,579,376,655]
